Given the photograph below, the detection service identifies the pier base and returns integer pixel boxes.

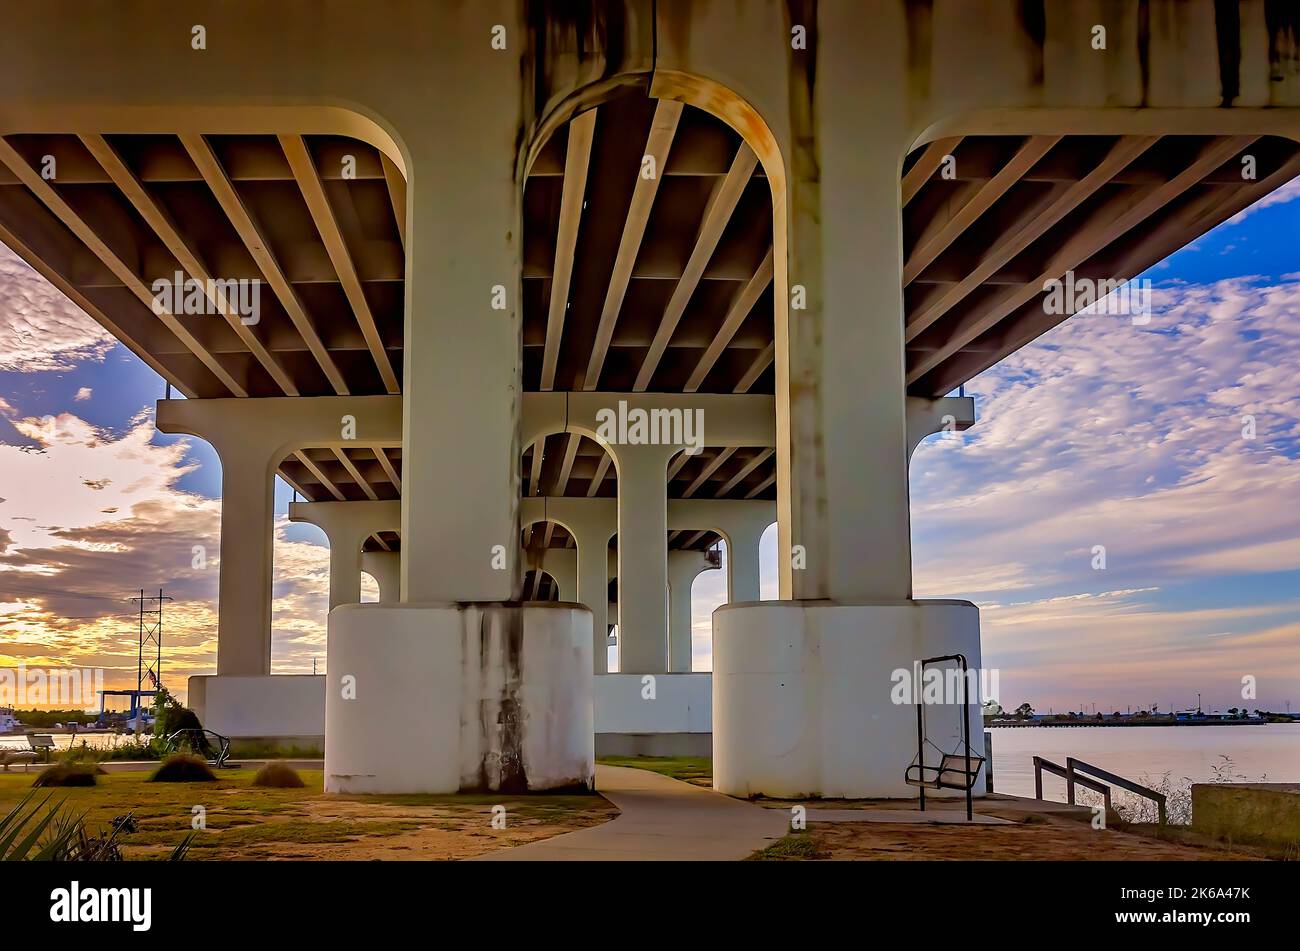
[711,600,985,799]
[325,601,593,794]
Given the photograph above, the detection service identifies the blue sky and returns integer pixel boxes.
[2,180,1299,714]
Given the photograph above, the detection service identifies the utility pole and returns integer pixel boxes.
[130,588,172,733]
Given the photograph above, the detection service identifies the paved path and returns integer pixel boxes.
[476,765,789,861]
[799,808,1011,825]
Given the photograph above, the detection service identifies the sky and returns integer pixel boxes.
[2,179,1299,715]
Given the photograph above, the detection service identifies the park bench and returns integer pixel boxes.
[0,733,55,771]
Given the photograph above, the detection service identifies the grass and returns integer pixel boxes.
[32,763,101,787]
[597,756,712,786]
[0,768,615,860]
[252,762,305,788]
[746,832,827,861]
[150,753,217,783]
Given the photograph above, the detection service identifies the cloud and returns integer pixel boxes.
[73,387,92,402]
[911,275,1300,709]
[0,407,329,701]
[0,244,116,373]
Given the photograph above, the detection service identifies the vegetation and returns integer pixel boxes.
[0,768,615,861]
[252,762,305,788]
[32,763,100,787]
[746,832,827,860]
[32,743,105,787]
[3,709,92,728]
[1072,755,1267,827]
[229,741,323,759]
[149,753,217,783]
[0,793,190,861]
[596,755,712,787]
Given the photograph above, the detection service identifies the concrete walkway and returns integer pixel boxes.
[799,808,1012,825]
[476,765,789,861]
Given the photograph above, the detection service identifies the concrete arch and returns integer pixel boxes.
[520,69,791,601]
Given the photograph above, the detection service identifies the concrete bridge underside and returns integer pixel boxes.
[2,1,1298,795]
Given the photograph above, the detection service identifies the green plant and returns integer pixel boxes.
[149,753,217,783]
[32,763,100,788]
[0,793,82,860]
[98,736,163,761]
[746,832,827,861]
[1,796,192,861]
[252,762,305,788]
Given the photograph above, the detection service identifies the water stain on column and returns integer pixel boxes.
[462,603,529,794]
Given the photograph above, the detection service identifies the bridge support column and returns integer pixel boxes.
[209,439,277,677]
[361,551,401,603]
[710,13,983,797]
[327,44,591,792]
[667,550,720,673]
[718,512,769,606]
[574,524,613,673]
[289,501,400,610]
[612,443,678,674]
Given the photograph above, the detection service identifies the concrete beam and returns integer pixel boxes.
[521,392,776,449]
[906,395,976,461]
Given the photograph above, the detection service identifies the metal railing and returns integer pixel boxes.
[1032,754,1167,824]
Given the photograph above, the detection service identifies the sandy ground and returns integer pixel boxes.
[753,796,1263,860]
[806,814,1249,860]
[0,767,618,861]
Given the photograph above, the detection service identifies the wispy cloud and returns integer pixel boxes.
[0,409,330,700]
[0,245,115,373]
[912,276,1300,709]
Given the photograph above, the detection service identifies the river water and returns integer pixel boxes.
[987,723,1300,800]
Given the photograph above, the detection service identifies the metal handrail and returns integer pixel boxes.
[1033,755,1111,812]
[1031,755,1167,824]
[1067,757,1167,825]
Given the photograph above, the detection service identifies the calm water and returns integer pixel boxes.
[988,724,1300,800]
[0,731,139,752]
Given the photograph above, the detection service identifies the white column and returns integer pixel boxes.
[613,443,677,674]
[779,21,913,603]
[723,520,766,605]
[361,551,401,603]
[577,533,611,672]
[400,100,519,602]
[212,439,276,676]
[667,550,717,672]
